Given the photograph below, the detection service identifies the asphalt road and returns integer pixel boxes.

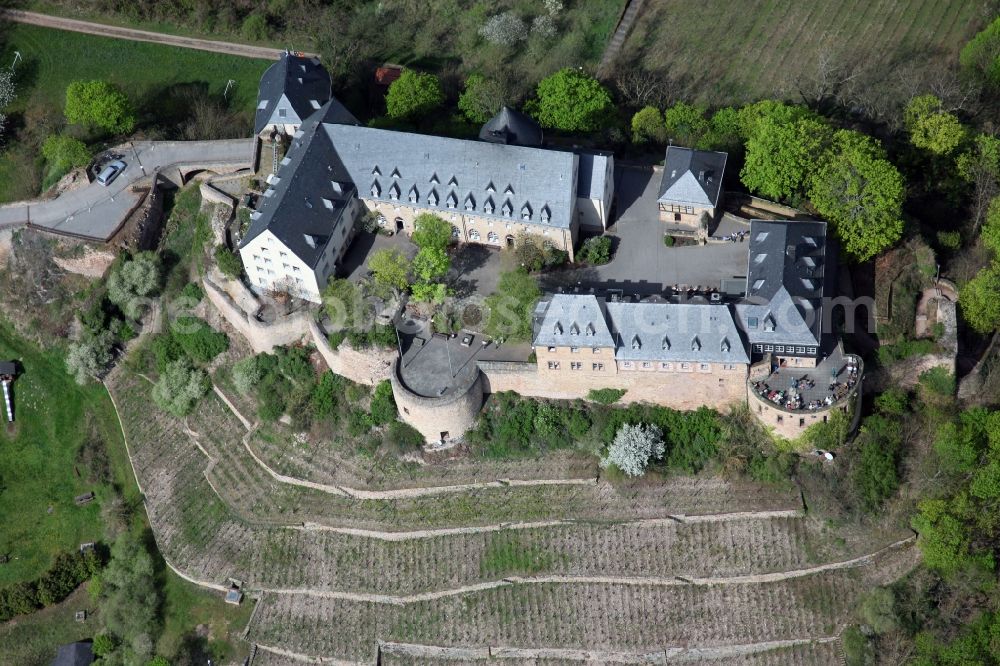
[0,138,254,240]
[0,9,304,60]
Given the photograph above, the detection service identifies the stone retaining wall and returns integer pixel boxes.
[309,319,395,387]
[202,276,310,353]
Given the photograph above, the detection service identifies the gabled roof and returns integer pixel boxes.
[606,301,749,364]
[240,103,356,267]
[657,146,727,208]
[52,641,94,666]
[254,52,333,135]
[533,295,615,348]
[575,151,612,201]
[479,106,544,147]
[325,124,578,230]
[735,220,828,347]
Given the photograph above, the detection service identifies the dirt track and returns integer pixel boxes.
[0,9,310,60]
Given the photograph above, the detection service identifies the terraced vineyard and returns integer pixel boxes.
[107,367,919,664]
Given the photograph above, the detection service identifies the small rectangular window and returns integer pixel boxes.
[570,347,580,353]
[570,362,582,370]
[547,361,560,370]
[547,346,556,353]
[592,363,603,371]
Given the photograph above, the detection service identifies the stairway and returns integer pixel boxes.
[2,379,12,422]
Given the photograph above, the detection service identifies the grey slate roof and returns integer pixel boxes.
[323,124,578,230]
[534,294,615,348]
[51,642,94,666]
[240,101,356,267]
[254,53,333,135]
[479,106,544,147]
[657,146,727,208]
[531,295,750,365]
[606,301,749,364]
[735,220,828,348]
[575,151,611,200]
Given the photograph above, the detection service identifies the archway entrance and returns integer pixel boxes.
[505,235,515,247]
[395,217,404,232]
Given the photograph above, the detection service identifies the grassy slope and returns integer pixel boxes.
[0,320,127,586]
[0,23,270,202]
[622,0,983,106]
[0,322,252,662]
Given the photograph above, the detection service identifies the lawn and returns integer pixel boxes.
[621,0,984,107]
[0,584,98,665]
[0,319,129,587]
[0,23,270,202]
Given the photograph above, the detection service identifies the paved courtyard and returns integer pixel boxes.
[542,166,750,297]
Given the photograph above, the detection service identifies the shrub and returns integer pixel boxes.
[936,230,962,250]
[41,134,90,174]
[532,68,615,133]
[0,550,102,622]
[854,415,901,512]
[386,421,425,450]
[152,359,210,417]
[587,388,626,405]
[327,331,347,350]
[92,634,116,657]
[311,371,343,419]
[579,236,612,265]
[66,329,115,384]
[631,106,665,144]
[877,338,937,365]
[601,423,665,477]
[919,367,955,397]
[484,270,542,341]
[860,587,899,633]
[369,380,397,425]
[275,345,314,384]
[214,245,244,279]
[232,356,263,395]
[386,70,444,121]
[240,12,268,41]
[179,282,204,304]
[107,252,161,320]
[662,235,675,247]
[348,409,374,437]
[173,317,229,364]
[149,333,185,375]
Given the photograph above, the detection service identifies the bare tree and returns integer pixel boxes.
[613,66,672,110]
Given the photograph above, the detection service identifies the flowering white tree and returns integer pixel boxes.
[544,0,564,15]
[0,69,16,142]
[480,11,528,46]
[532,15,557,39]
[601,423,665,477]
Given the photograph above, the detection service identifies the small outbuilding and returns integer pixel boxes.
[0,360,15,423]
[51,641,94,666]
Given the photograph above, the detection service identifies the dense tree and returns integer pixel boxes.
[981,196,1000,255]
[532,68,615,133]
[368,248,411,292]
[484,269,541,341]
[663,101,709,147]
[960,16,1000,87]
[959,265,1000,334]
[410,281,449,304]
[64,80,136,135]
[66,329,115,385]
[152,359,209,417]
[630,106,665,144]
[853,415,901,512]
[107,252,161,320]
[322,278,362,330]
[739,102,830,201]
[41,135,90,174]
[479,11,528,46]
[458,73,512,124]
[172,317,229,364]
[601,423,665,477]
[98,532,161,664]
[386,70,444,121]
[808,130,905,261]
[904,94,966,156]
[699,107,743,152]
[232,355,263,395]
[369,380,397,425]
[957,134,1000,231]
[411,213,452,250]
[412,246,449,283]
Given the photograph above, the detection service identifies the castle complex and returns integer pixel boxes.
[239,53,862,442]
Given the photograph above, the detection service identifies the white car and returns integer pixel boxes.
[96,160,127,186]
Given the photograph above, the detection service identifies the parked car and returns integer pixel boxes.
[96,160,127,186]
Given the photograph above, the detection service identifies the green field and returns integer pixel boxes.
[0,321,132,586]
[621,0,984,106]
[0,584,99,665]
[0,23,270,202]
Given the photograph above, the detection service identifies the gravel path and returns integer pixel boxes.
[0,8,306,60]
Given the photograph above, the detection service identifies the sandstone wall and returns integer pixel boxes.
[390,359,485,442]
[202,276,310,353]
[308,319,395,387]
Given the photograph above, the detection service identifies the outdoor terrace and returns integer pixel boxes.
[750,349,862,414]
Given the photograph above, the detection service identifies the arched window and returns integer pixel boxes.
[468,229,481,241]
[451,225,461,239]
[487,231,499,244]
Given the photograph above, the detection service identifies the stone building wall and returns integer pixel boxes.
[202,276,311,353]
[309,319,395,387]
[390,359,485,442]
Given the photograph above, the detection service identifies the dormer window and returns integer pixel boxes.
[430,173,439,185]
[763,314,776,332]
[370,181,381,197]
[448,175,458,187]
[408,186,418,203]
[486,182,495,193]
[446,192,458,209]
[322,198,334,210]
[540,205,551,223]
[464,194,476,211]
[662,335,670,350]
[504,184,514,196]
[372,165,381,176]
[427,189,439,206]
[501,200,513,217]
[631,335,641,350]
[691,336,701,351]
[521,203,532,220]
[388,182,400,200]
[752,279,765,291]
[570,322,580,335]
[586,322,595,336]
[484,197,495,214]
[721,338,730,353]
[553,322,563,335]
[390,167,401,179]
